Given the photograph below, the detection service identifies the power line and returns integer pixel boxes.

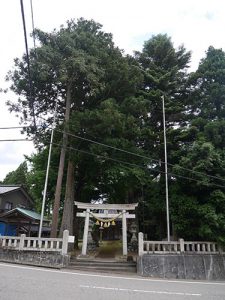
[1,122,225,184]
[20,0,36,129]
[0,126,30,130]
[50,141,225,190]
[0,125,42,130]
[0,139,33,142]
[0,133,224,189]
[54,128,225,184]
[2,120,224,184]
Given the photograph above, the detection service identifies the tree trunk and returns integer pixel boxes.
[59,159,75,236]
[51,83,72,237]
[73,167,84,249]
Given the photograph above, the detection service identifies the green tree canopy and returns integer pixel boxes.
[5,20,225,243]
[3,161,28,187]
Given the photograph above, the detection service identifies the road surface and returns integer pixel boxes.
[0,263,224,299]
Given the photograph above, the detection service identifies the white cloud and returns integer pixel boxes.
[0,0,225,180]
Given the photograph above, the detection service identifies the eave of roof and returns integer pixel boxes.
[0,185,21,194]
[0,207,49,222]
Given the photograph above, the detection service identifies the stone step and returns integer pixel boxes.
[68,258,136,273]
[70,259,136,266]
[67,266,136,273]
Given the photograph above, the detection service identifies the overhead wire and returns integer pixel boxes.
[20,0,36,129]
[1,123,225,184]
[21,140,225,190]
[53,127,225,184]
[0,125,224,189]
[50,141,225,190]
[25,114,225,184]
[0,139,33,142]
[0,126,31,130]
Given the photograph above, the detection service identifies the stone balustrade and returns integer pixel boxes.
[183,241,219,253]
[138,232,223,256]
[0,230,71,255]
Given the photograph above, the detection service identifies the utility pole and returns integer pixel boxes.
[162,95,170,242]
[38,103,57,238]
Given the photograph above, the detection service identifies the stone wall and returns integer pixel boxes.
[0,249,70,269]
[137,254,225,281]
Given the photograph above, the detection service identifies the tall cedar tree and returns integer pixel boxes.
[134,34,191,238]
[7,19,143,236]
[170,46,225,243]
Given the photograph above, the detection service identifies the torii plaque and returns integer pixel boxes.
[75,202,138,256]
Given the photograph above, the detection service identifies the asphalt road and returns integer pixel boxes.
[0,263,225,300]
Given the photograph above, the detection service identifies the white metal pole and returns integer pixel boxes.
[162,95,170,242]
[38,104,57,238]
[122,210,128,256]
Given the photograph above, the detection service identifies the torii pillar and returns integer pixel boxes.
[82,208,90,256]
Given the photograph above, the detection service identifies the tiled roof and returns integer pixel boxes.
[17,208,43,220]
[0,207,49,222]
[0,185,20,194]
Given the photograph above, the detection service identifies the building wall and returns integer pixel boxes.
[0,190,33,213]
[0,222,16,236]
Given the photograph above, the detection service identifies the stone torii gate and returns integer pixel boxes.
[75,201,138,256]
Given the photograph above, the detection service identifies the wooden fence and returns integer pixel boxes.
[138,232,223,256]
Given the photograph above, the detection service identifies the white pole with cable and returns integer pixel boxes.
[162,95,170,242]
[38,103,57,238]
[30,0,36,49]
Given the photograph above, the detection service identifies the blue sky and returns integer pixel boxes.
[0,0,225,180]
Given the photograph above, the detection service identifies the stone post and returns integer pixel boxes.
[122,210,127,256]
[179,238,185,253]
[128,222,138,252]
[218,245,224,254]
[62,230,69,255]
[19,234,26,251]
[82,209,90,255]
[138,232,144,256]
[87,219,96,251]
